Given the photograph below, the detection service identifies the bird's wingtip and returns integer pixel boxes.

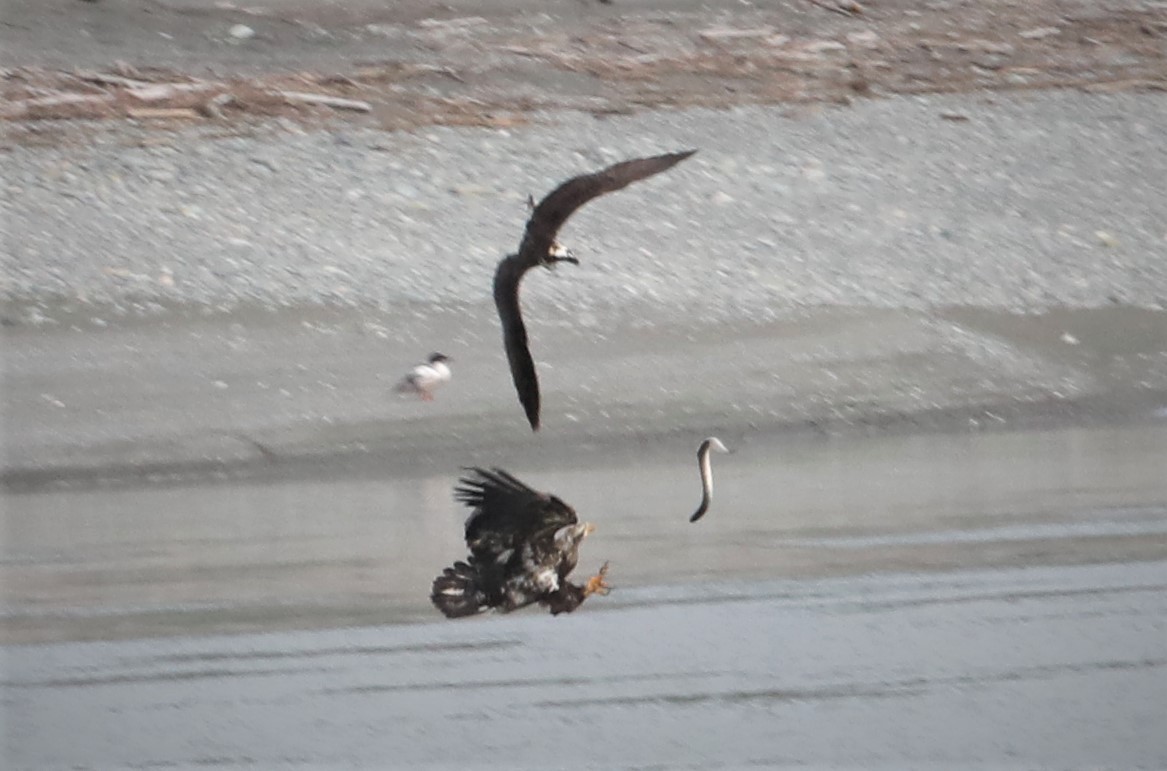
[658,148,696,161]
[523,405,541,431]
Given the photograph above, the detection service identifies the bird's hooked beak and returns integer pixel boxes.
[545,241,579,269]
[556,521,596,547]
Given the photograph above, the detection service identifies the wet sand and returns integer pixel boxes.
[6,559,1167,768]
[4,415,1167,767]
[5,302,1167,486]
[4,420,1167,645]
[4,298,1167,769]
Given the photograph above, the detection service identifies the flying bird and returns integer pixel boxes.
[689,436,729,523]
[394,352,452,401]
[431,468,611,618]
[493,150,697,430]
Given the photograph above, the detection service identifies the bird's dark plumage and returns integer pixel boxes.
[493,150,697,430]
[431,468,610,618]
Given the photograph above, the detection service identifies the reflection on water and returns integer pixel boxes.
[2,423,1165,642]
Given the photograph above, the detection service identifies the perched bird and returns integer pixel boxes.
[689,436,729,523]
[431,468,611,618]
[493,150,697,430]
[395,352,452,401]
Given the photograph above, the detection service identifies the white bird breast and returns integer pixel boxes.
[411,362,451,387]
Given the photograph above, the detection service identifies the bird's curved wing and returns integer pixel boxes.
[456,467,577,557]
[492,258,541,429]
[515,150,697,269]
[493,149,697,431]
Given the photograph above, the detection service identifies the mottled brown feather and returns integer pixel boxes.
[457,467,578,559]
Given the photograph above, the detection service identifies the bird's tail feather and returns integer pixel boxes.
[431,561,488,618]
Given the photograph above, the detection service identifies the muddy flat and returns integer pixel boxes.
[5,414,1167,765]
[6,559,1167,767]
[4,417,1167,641]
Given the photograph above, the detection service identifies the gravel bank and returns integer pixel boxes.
[4,90,1166,485]
[4,90,1167,325]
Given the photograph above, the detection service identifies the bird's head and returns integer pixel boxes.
[544,240,579,269]
[700,437,730,456]
[428,353,451,365]
[554,521,596,549]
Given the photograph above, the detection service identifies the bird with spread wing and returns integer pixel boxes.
[431,468,610,618]
[493,150,697,431]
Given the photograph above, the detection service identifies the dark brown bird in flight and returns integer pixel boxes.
[492,150,697,430]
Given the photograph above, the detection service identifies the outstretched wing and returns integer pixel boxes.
[492,258,541,429]
[516,150,697,268]
[456,468,577,558]
[493,150,697,431]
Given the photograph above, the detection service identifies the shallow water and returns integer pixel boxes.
[3,423,1167,767]
[3,422,1165,642]
[5,562,1167,768]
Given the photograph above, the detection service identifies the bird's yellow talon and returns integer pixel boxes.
[585,561,611,596]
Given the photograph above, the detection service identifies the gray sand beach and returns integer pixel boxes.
[4,1,1167,766]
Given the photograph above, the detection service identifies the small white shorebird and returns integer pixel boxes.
[690,437,729,523]
[395,353,452,401]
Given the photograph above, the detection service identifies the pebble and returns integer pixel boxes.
[2,91,1165,319]
[1019,26,1061,40]
[229,24,256,41]
[846,30,880,48]
[802,40,847,54]
[394,182,420,198]
[1095,230,1119,247]
[146,167,177,182]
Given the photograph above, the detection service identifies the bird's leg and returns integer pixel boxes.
[420,391,434,402]
[583,561,611,597]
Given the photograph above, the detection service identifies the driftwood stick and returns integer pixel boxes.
[127,107,201,120]
[0,92,115,119]
[128,81,222,101]
[200,91,235,119]
[74,70,153,90]
[277,90,372,112]
[806,0,862,17]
